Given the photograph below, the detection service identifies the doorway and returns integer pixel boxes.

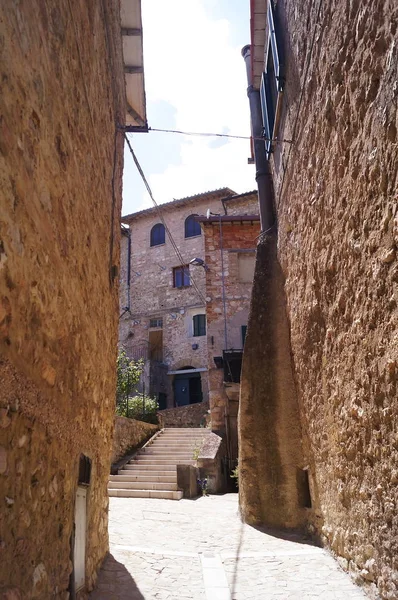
[174,368,203,407]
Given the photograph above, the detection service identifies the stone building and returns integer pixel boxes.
[0,0,146,597]
[239,1,398,599]
[119,189,259,436]
[196,203,260,457]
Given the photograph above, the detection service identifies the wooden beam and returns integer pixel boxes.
[124,65,143,74]
[126,102,147,128]
[121,27,142,36]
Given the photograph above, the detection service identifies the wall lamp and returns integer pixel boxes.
[189,257,209,271]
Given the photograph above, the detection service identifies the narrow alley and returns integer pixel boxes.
[91,495,367,600]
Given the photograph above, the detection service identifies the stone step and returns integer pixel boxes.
[138,449,195,456]
[161,432,210,436]
[115,470,175,477]
[137,452,193,463]
[126,459,197,466]
[148,441,202,446]
[108,488,183,500]
[110,474,177,483]
[160,433,210,437]
[150,440,205,445]
[108,481,178,491]
[121,464,177,472]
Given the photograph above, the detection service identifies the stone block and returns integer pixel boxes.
[177,464,199,499]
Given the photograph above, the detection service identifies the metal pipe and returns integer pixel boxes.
[241,45,275,232]
[219,216,228,351]
[121,225,132,312]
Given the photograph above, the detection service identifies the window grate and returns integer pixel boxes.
[149,318,163,328]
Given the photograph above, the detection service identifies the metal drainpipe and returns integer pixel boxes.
[122,225,132,312]
[219,216,228,351]
[241,45,275,232]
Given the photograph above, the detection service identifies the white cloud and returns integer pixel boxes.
[123,0,255,211]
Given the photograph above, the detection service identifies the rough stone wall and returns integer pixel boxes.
[238,237,307,529]
[0,0,125,597]
[158,401,210,428]
[203,219,260,430]
[255,0,397,596]
[111,417,158,463]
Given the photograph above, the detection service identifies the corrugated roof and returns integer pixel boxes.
[122,187,236,222]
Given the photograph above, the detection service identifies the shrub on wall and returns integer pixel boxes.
[116,394,159,424]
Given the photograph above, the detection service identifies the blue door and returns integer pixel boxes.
[174,378,190,406]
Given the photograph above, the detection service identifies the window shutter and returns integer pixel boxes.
[185,215,201,238]
[193,314,206,337]
[150,223,165,247]
[260,2,284,159]
[268,2,282,91]
[260,73,273,158]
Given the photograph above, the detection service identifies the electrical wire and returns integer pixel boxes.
[144,127,293,145]
[124,133,208,306]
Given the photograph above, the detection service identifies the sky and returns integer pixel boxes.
[122,0,255,216]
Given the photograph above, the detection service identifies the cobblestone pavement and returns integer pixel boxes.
[90,494,368,600]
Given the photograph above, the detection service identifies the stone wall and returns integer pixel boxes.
[0,1,125,597]
[242,0,398,597]
[112,417,158,464]
[158,401,210,428]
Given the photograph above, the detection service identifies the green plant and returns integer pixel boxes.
[116,394,159,423]
[231,466,239,489]
[192,443,201,461]
[197,477,208,496]
[116,348,143,404]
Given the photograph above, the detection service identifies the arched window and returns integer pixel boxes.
[150,223,165,247]
[184,214,201,238]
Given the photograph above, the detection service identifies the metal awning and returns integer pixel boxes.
[167,368,208,376]
[121,0,147,130]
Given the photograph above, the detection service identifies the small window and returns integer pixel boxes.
[150,223,165,247]
[241,325,247,346]
[185,214,201,238]
[78,454,91,486]
[149,318,163,328]
[238,254,255,283]
[173,265,190,288]
[193,314,206,337]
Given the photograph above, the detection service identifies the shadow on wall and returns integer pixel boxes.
[89,553,145,599]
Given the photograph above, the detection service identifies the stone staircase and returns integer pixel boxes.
[108,427,210,500]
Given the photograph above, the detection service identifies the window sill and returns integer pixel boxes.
[149,243,166,248]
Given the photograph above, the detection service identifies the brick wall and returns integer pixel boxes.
[0,1,125,596]
[202,199,260,430]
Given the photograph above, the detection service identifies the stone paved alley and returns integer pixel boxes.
[90,494,368,600]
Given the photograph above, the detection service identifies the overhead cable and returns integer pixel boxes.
[124,133,207,306]
[146,127,293,145]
